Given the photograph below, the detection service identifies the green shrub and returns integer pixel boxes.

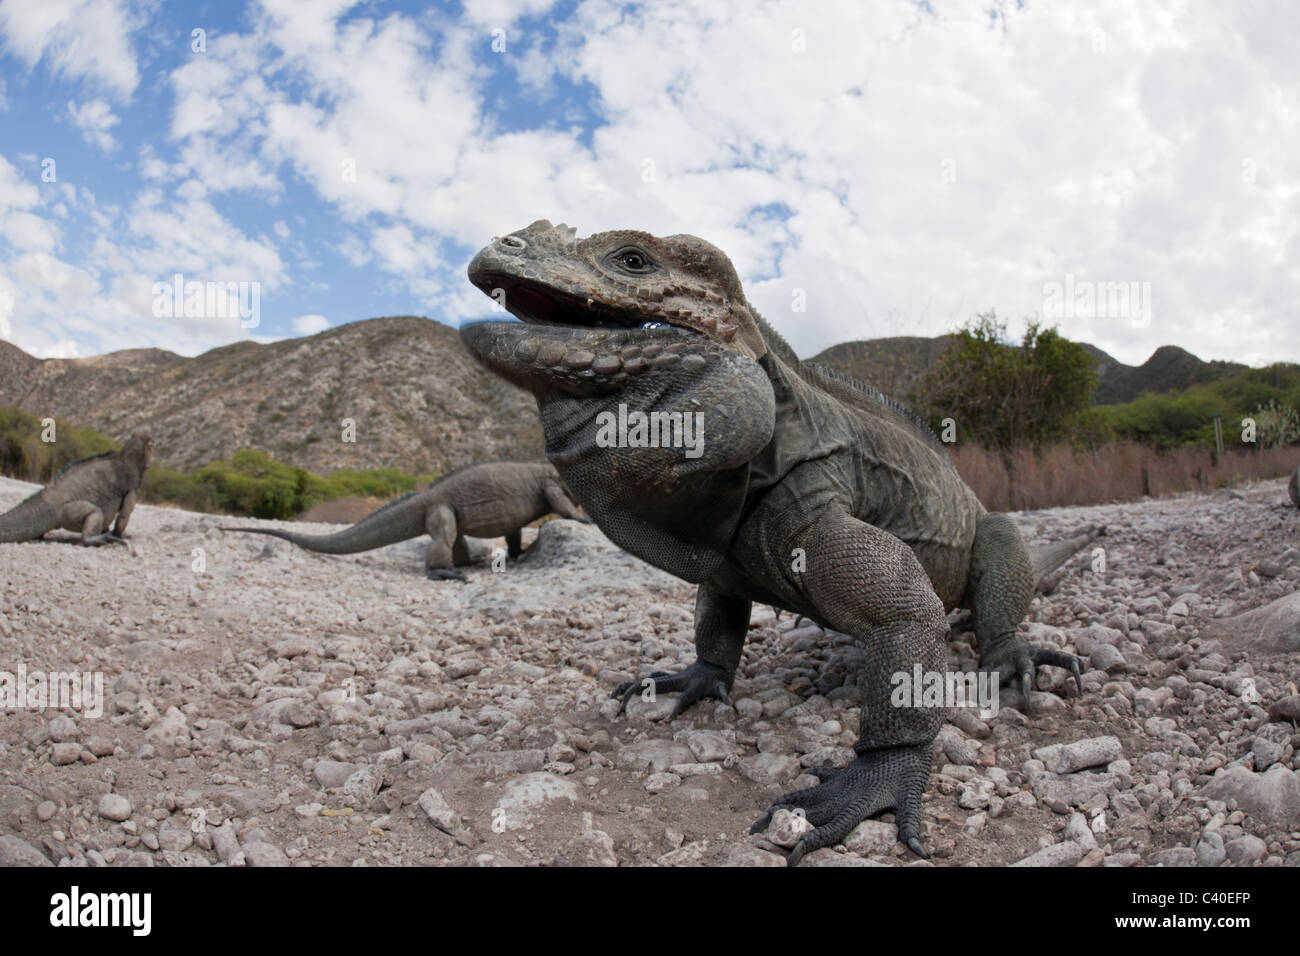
[137,446,438,518]
[0,405,120,482]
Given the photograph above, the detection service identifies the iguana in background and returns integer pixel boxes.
[223,460,588,581]
[0,433,154,546]
[461,220,1103,865]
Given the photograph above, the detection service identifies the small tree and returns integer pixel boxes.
[912,311,1098,509]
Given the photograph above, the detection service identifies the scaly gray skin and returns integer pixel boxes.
[1290,465,1299,508]
[0,433,154,546]
[460,220,1105,865]
[223,460,587,581]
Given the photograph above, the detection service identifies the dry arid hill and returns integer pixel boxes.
[809,337,1246,406]
[0,317,543,474]
[807,336,957,398]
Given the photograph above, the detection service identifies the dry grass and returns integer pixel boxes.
[951,441,1300,512]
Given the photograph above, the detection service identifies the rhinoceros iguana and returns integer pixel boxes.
[459,220,1103,864]
[0,433,153,546]
[223,460,587,581]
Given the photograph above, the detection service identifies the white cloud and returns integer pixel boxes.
[0,0,142,100]
[4,0,1300,370]
[2,211,59,253]
[0,284,13,339]
[137,144,175,181]
[456,0,560,31]
[292,313,330,335]
[67,99,121,152]
[36,338,81,359]
[0,153,287,357]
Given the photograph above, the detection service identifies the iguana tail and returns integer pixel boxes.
[221,491,431,555]
[0,493,57,544]
[1028,524,1106,587]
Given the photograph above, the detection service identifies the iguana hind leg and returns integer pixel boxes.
[59,501,124,546]
[612,584,748,717]
[751,511,948,865]
[423,505,468,582]
[966,513,1082,702]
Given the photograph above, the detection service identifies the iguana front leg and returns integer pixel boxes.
[967,514,1082,703]
[751,511,948,865]
[613,584,749,717]
[111,490,137,538]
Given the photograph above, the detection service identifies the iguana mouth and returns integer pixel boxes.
[474,274,694,334]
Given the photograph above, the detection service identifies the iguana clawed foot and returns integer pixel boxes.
[751,744,932,866]
[425,567,468,582]
[84,532,128,547]
[612,661,731,717]
[979,638,1083,708]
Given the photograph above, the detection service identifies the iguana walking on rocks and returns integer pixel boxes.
[461,220,1103,864]
[223,460,588,581]
[0,433,154,545]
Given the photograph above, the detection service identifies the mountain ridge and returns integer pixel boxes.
[0,319,1265,474]
[0,316,544,474]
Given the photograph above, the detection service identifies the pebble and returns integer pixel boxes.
[1224,835,1267,865]
[97,794,132,822]
[645,772,681,793]
[417,788,463,835]
[1011,842,1084,867]
[0,835,51,867]
[1052,736,1125,774]
[1150,847,1197,866]
[765,809,814,848]
[1195,831,1226,867]
[242,842,289,867]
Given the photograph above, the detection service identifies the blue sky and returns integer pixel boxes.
[0,0,1296,367]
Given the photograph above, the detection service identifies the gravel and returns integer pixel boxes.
[3,473,1299,866]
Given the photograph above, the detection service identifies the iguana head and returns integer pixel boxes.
[460,222,777,582]
[466,219,766,359]
[123,433,154,470]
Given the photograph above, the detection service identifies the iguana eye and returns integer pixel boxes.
[612,248,653,272]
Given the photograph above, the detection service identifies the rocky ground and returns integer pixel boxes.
[1,475,1298,868]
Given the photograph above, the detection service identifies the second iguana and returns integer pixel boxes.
[222,460,587,581]
[0,433,154,545]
